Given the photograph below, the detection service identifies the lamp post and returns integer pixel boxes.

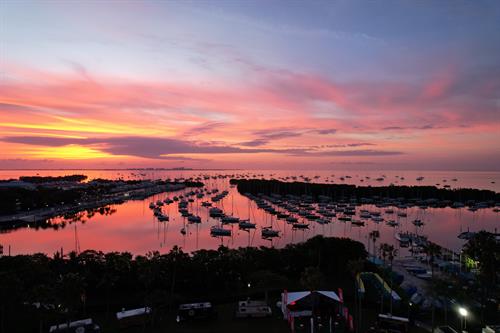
[458,307,468,330]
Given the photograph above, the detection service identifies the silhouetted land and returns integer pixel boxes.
[18,175,88,183]
[231,179,500,205]
[0,176,203,217]
[0,236,365,332]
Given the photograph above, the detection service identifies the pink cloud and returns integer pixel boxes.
[1,60,499,169]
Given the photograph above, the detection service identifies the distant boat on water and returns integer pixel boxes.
[210,226,231,237]
[261,226,279,238]
[238,220,256,230]
[292,222,309,229]
[413,219,424,227]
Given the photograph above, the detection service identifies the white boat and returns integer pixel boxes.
[261,227,280,238]
[316,218,330,225]
[221,215,239,224]
[351,220,365,227]
[157,213,169,222]
[292,223,309,229]
[360,212,371,219]
[386,220,399,227]
[395,232,411,243]
[209,207,223,217]
[210,226,231,237]
[238,220,256,230]
[413,219,424,227]
[188,215,201,223]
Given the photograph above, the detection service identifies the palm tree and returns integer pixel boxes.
[347,259,364,333]
[100,252,132,320]
[300,266,325,290]
[424,243,441,331]
[379,243,398,315]
[369,230,380,259]
[379,243,390,265]
[463,231,499,325]
[55,273,84,329]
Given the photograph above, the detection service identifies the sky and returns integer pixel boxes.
[0,0,499,170]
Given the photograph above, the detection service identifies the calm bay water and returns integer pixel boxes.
[0,169,499,256]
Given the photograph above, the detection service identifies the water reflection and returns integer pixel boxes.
[0,170,498,255]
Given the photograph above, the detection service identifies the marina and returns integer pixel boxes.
[1,170,498,256]
[2,1,500,331]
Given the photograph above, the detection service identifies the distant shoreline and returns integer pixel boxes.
[1,168,500,172]
[0,168,242,171]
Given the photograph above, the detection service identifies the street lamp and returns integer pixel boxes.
[458,307,468,330]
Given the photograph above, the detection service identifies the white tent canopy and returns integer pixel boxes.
[281,290,341,318]
[284,291,340,305]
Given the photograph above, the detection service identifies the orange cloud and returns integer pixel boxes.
[1,61,499,169]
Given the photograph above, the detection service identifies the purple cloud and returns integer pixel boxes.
[253,129,303,140]
[289,149,403,157]
[322,149,402,156]
[346,142,376,147]
[314,128,337,135]
[183,121,226,136]
[382,124,435,131]
[0,136,278,159]
[1,136,402,159]
[239,139,269,147]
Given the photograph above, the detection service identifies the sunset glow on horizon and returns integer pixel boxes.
[1,1,499,170]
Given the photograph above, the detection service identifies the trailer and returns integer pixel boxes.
[235,300,272,318]
[116,307,151,328]
[49,318,100,333]
[176,302,217,322]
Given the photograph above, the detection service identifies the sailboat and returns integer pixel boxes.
[261,226,279,238]
[210,225,231,237]
[239,219,256,230]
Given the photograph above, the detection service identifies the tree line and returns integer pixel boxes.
[0,235,366,332]
[231,179,500,203]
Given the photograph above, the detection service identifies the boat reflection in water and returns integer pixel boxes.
[0,169,498,256]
